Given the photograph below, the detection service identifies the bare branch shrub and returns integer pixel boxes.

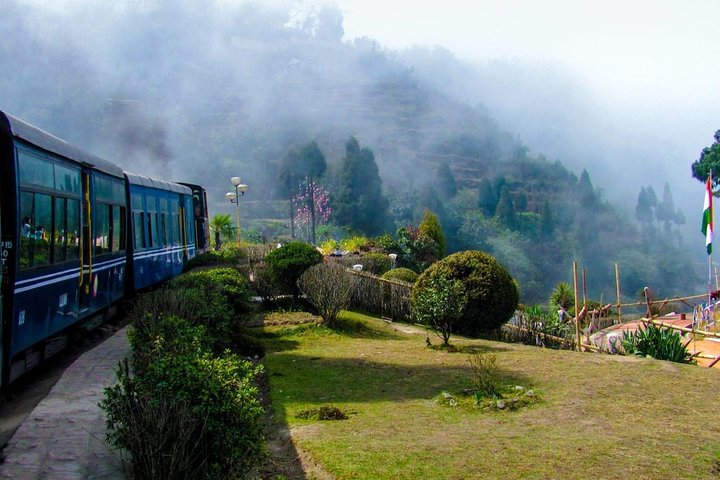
[298,262,357,327]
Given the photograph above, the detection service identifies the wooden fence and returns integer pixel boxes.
[347,270,413,322]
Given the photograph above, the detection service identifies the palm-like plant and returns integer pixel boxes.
[548,282,574,313]
[209,214,235,245]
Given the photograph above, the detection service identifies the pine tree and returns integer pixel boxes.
[435,162,457,199]
[333,137,390,236]
[477,178,496,216]
[495,186,517,230]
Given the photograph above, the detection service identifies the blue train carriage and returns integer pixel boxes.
[0,111,127,385]
[126,173,196,291]
[179,182,210,254]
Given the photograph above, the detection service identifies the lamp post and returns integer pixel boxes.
[226,176,248,245]
[389,253,397,269]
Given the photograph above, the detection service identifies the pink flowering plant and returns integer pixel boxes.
[291,182,332,242]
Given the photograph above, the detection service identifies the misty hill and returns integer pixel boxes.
[0,0,702,303]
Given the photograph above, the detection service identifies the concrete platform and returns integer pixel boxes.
[0,326,130,479]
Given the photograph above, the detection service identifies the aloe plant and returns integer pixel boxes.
[621,323,694,364]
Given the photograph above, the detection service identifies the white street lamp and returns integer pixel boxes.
[227,177,248,244]
[389,253,397,269]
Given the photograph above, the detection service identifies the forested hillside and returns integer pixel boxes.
[0,0,700,303]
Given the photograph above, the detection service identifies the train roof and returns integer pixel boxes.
[125,172,192,195]
[0,111,125,178]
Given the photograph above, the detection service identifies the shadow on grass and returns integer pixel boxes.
[264,352,536,405]
[426,343,508,354]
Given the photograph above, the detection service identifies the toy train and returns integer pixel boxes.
[0,111,210,387]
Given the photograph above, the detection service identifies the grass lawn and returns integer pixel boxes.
[257,311,720,479]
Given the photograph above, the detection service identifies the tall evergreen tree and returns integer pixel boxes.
[278,140,327,243]
[540,201,555,239]
[656,182,682,233]
[495,186,517,230]
[435,162,457,199]
[477,178,496,216]
[635,186,653,224]
[578,169,596,207]
[333,137,390,236]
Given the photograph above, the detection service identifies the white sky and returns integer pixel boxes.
[335,0,720,109]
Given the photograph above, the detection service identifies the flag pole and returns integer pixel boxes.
[709,172,714,321]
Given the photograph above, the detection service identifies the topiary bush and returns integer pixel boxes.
[359,252,392,275]
[382,267,419,284]
[264,241,323,299]
[412,250,519,336]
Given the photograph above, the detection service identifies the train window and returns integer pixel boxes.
[19,192,52,269]
[18,151,53,189]
[131,192,143,211]
[112,205,125,252]
[160,213,168,246]
[55,164,81,194]
[67,199,80,261]
[172,213,181,244]
[133,212,145,249]
[96,176,125,203]
[95,204,110,254]
[185,198,195,244]
[146,213,154,248]
[54,198,68,262]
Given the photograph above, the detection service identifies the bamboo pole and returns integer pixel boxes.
[582,267,587,307]
[618,293,707,309]
[580,343,603,352]
[615,263,622,322]
[715,266,719,291]
[573,260,581,352]
[708,356,720,368]
[648,319,720,338]
[502,324,570,344]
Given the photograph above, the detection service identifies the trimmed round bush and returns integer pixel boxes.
[412,250,518,335]
[264,241,323,298]
[360,252,393,275]
[382,267,419,284]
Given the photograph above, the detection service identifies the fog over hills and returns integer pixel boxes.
[2,0,710,300]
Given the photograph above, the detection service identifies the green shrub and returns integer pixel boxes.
[371,233,401,255]
[169,267,252,315]
[621,322,694,363]
[298,263,357,327]
[468,353,501,398]
[250,263,279,303]
[102,317,266,479]
[418,209,446,259]
[381,267,419,284]
[129,314,212,375]
[359,252,392,275]
[264,242,323,299]
[412,275,467,345]
[339,236,370,253]
[412,251,519,336]
[128,288,232,355]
